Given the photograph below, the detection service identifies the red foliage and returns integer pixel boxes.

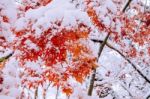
[20,0,52,11]
[87,7,105,31]
[0,77,3,84]
[0,76,3,92]
[1,0,149,97]
[2,16,9,23]
[14,19,96,95]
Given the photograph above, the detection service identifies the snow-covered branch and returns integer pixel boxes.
[91,39,150,84]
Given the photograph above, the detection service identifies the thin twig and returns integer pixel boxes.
[34,87,38,99]
[88,33,110,96]
[91,39,150,83]
[43,82,51,99]
[146,94,150,99]
[0,52,14,63]
[120,82,133,97]
[122,0,133,12]
[55,86,59,99]
[88,0,133,96]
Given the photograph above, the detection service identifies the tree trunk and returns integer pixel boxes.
[88,0,133,95]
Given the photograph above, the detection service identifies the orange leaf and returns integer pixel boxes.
[62,88,73,96]
[87,8,105,30]
[0,60,6,70]
[75,76,83,83]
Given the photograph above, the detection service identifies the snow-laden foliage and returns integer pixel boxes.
[0,0,150,99]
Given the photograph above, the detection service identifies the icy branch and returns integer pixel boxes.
[91,39,150,84]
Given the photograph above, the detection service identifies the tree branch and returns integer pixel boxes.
[91,39,150,84]
[120,82,133,98]
[0,52,14,63]
[122,0,133,12]
[55,86,59,99]
[88,0,133,96]
[146,94,150,99]
[43,82,51,99]
[34,87,38,99]
[88,33,110,96]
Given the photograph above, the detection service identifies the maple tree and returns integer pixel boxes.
[0,0,150,98]
[12,0,97,97]
[14,22,96,96]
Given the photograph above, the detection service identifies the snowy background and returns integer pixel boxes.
[0,0,150,99]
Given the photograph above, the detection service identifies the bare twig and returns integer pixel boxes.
[120,82,133,97]
[55,86,59,99]
[122,0,133,12]
[0,52,14,63]
[88,0,133,95]
[43,83,51,99]
[88,33,110,96]
[146,94,150,99]
[91,39,150,83]
[34,87,38,99]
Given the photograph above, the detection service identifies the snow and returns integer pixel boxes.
[14,17,27,31]
[0,95,15,99]
[0,0,17,23]
[25,39,39,51]
[18,0,92,35]
[0,0,150,99]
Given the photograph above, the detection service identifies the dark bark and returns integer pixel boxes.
[0,52,14,63]
[146,95,150,99]
[34,87,38,99]
[88,33,110,96]
[122,0,133,12]
[91,39,150,84]
[88,0,133,96]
